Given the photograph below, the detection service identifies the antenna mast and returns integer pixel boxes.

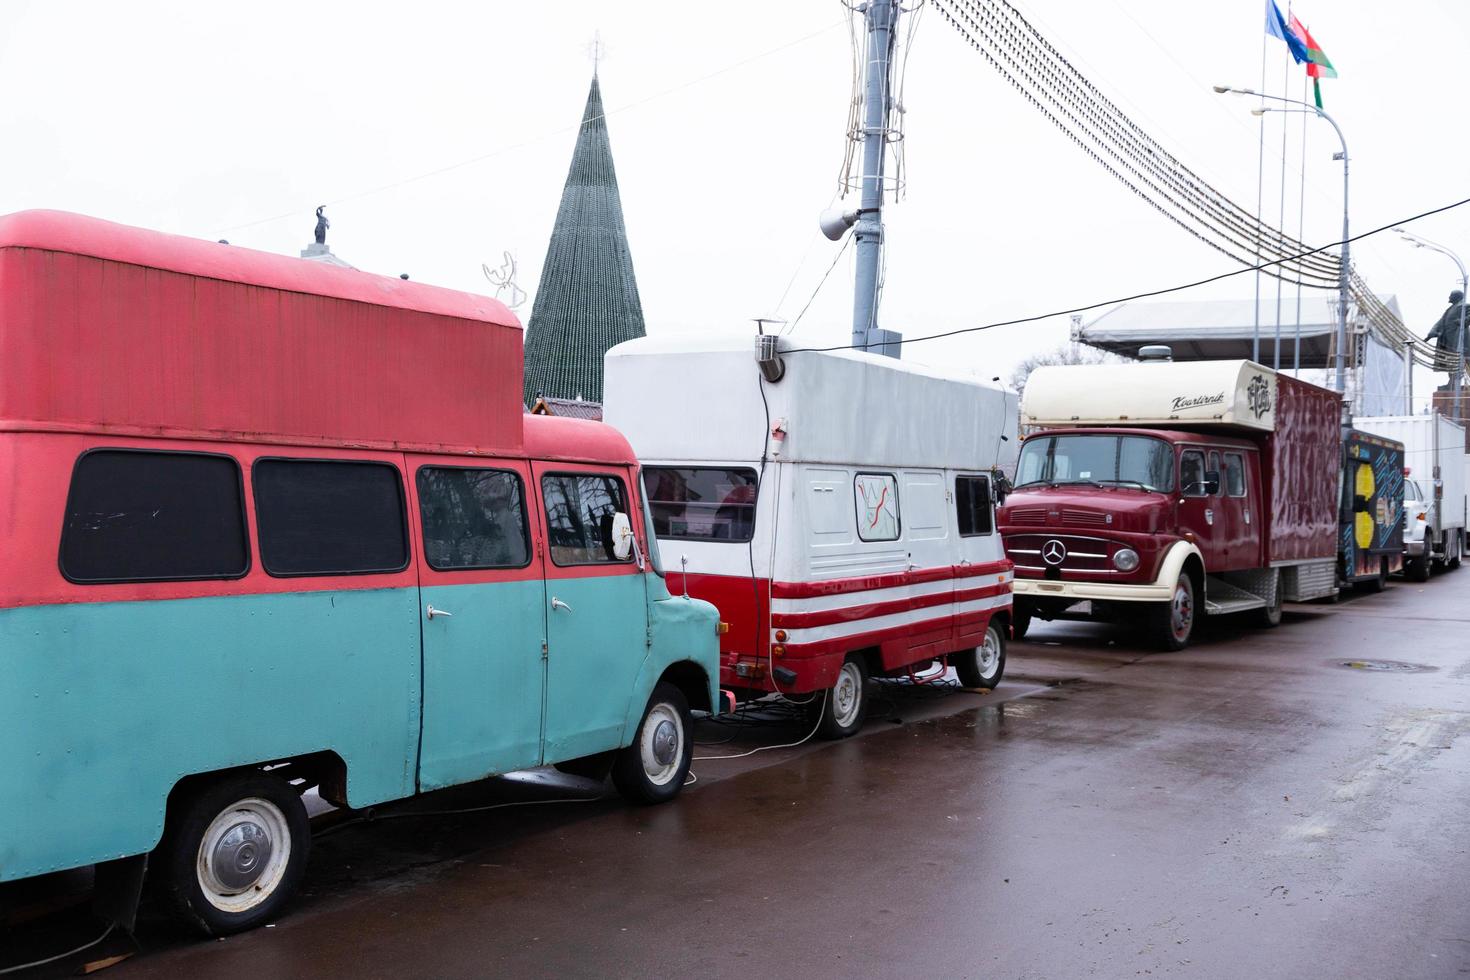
[852,0,900,354]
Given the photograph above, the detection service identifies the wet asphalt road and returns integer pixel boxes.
[6,571,1470,979]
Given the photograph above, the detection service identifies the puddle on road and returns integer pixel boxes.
[1336,659,1438,674]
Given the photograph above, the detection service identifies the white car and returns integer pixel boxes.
[1403,477,1431,581]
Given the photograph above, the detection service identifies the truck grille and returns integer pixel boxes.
[1062,509,1109,527]
[1005,533,1115,572]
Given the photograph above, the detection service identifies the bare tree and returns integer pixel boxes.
[1009,344,1122,400]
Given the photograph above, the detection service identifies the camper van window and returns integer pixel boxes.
[60,449,249,583]
[854,472,901,542]
[643,466,757,543]
[254,459,409,576]
[956,476,994,536]
[417,467,531,570]
[1223,454,1247,498]
[542,473,630,565]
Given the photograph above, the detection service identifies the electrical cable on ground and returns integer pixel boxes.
[0,923,117,976]
[787,195,1470,356]
[693,690,828,761]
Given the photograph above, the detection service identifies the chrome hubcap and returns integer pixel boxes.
[651,719,678,766]
[1172,582,1193,637]
[210,821,272,891]
[832,663,862,727]
[640,703,684,786]
[196,797,292,913]
[979,630,1001,679]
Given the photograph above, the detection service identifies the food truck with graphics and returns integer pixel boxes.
[999,358,1341,650]
[604,335,1019,738]
[1356,413,1465,581]
[1337,428,1405,590]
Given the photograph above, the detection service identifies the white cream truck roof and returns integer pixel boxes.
[1022,359,1279,432]
[604,334,1019,471]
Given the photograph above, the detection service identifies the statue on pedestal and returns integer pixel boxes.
[1427,289,1468,376]
[314,206,329,246]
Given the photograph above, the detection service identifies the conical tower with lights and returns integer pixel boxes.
[521,71,646,406]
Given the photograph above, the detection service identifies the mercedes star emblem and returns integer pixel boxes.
[1042,539,1067,566]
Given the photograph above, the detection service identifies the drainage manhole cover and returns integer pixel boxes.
[1337,659,1437,673]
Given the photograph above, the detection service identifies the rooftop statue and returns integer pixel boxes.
[314,206,329,246]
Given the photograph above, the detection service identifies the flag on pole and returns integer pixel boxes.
[1289,15,1336,108]
[1266,0,1309,63]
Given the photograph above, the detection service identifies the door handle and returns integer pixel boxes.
[551,597,572,613]
[426,604,453,620]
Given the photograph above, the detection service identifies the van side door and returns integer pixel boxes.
[533,463,649,763]
[411,459,547,790]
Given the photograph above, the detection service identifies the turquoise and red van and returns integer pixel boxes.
[0,211,719,935]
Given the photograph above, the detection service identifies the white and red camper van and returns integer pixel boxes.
[604,335,1019,738]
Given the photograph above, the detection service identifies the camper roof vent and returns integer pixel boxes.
[1138,345,1173,362]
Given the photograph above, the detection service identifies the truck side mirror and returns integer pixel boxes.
[610,511,636,561]
[1204,470,1221,496]
[991,469,1011,506]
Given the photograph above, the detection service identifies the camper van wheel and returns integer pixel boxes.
[613,683,693,806]
[815,657,869,740]
[1149,573,1195,651]
[156,772,310,936]
[955,624,1007,689]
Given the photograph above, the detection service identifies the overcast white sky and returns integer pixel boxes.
[1,1,1465,402]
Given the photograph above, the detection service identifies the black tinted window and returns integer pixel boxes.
[60,450,248,583]
[254,459,408,576]
[644,467,757,543]
[541,473,628,565]
[418,467,529,570]
[956,476,993,536]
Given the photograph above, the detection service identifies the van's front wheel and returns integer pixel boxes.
[157,773,310,936]
[613,682,692,805]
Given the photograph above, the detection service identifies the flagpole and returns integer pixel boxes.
[1253,24,1268,364]
[1293,73,1308,378]
[1272,1,1293,371]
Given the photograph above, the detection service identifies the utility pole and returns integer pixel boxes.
[851,0,899,352]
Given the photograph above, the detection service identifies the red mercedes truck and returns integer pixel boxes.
[999,358,1341,650]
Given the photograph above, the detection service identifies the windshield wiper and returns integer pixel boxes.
[1053,479,1102,489]
[1011,479,1051,489]
[1099,479,1152,492]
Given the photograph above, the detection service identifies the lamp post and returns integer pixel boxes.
[1394,227,1468,419]
[1215,86,1350,397]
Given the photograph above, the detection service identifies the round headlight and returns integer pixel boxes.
[1112,548,1140,572]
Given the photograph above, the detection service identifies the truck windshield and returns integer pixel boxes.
[1015,435,1175,492]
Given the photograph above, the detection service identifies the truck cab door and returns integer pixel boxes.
[1176,448,1222,567]
[532,464,650,764]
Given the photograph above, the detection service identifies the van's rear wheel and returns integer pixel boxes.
[613,682,692,805]
[955,624,1006,689]
[1253,570,1282,628]
[157,773,309,936]
[814,657,868,740]
[1406,554,1430,582]
[1149,573,1195,651]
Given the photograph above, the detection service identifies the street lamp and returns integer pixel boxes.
[1393,227,1468,418]
[1216,85,1350,398]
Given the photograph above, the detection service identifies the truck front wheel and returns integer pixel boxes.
[1149,573,1196,651]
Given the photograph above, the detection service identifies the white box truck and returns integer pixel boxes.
[1356,414,1467,580]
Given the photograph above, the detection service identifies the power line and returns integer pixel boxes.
[785,195,1470,355]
